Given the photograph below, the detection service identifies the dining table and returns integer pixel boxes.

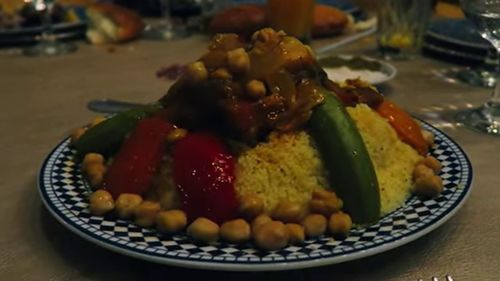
[1,29,499,281]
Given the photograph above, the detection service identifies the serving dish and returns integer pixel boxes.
[321,55,397,85]
[38,121,472,271]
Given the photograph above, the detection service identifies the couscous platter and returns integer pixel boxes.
[38,120,471,271]
[38,28,473,271]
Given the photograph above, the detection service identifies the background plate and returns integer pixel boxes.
[423,19,490,65]
[0,22,86,47]
[322,55,397,85]
[38,122,472,271]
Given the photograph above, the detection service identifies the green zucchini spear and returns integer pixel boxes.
[73,104,162,158]
[309,88,380,224]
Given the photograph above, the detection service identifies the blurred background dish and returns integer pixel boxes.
[423,19,491,65]
[320,55,397,85]
[208,1,356,39]
[0,0,89,47]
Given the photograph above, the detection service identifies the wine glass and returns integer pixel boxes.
[23,0,76,56]
[444,47,497,88]
[456,0,500,135]
[142,0,189,40]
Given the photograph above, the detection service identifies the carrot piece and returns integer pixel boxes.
[375,99,428,155]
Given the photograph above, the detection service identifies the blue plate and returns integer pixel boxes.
[38,121,473,271]
[423,19,491,64]
[0,22,86,47]
[427,19,489,50]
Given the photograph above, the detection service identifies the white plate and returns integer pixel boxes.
[38,121,472,271]
[322,56,397,85]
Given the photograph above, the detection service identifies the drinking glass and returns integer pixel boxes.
[267,0,315,44]
[456,0,500,135]
[377,0,433,60]
[142,0,189,40]
[23,0,76,56]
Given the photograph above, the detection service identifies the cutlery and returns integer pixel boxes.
[87,98,146,113]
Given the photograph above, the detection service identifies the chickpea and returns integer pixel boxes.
[85,162,105,176]
[245,80,266,99]
[251,28,279,43]
[251,214,272,233]
[82,153,104,171]
[419,156,442,174]
[90,116,106,128]
[309,198,342,216]
[302,214,327,238]
[328,212,352,237]
[422,130,435,146]
[156,210,187,233]
[115,193,143,219]
[88,169,105,188]
[220,219,251,243]
[253,221,289,251]
[166,128,188,143]
[286,223,305,245]
[89,189,114,216]
[185,61,208,83]
[412,164,434,180]
[70,127,87,144]
[310,188,343,216]
[227,48,250,73]
[239,194,264,219]
[187,217,220,244]
[271,200,305,223]
[133,201,161,227]
[210,68,232,80]
[312,189,336,200]
[414,175,443,198]
[85,164,106,188]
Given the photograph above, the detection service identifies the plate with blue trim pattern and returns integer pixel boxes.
[38,121,473,271]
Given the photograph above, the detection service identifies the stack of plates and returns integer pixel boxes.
[423,19,491,65]
[0,22,87,47]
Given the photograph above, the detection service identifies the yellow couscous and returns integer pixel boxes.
[347,104,423,215]
[235,104,422,216]
[235,131,329,211]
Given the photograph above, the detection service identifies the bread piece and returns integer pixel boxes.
[86,3,144,44]
[312,5,348,38]
[209,4,267,38]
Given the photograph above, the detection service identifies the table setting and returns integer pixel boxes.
[1,0,500,280]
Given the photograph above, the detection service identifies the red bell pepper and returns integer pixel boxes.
[102,117,174,199]
[375,99,428,155]
[172,132,238,223]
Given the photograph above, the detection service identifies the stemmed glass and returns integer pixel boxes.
[456,0,500,135]
[142,0,189,40]
[23,0,76,56]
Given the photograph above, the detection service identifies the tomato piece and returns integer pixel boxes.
[375,99,428,155]
[172,132,238,223]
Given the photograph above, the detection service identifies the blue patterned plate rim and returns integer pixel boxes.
[37,120,473,271]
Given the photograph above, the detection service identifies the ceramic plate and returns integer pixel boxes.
[321,55,397,85]
[423,19,490,64]
[38,122,472,271]
[0,22,86,46]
